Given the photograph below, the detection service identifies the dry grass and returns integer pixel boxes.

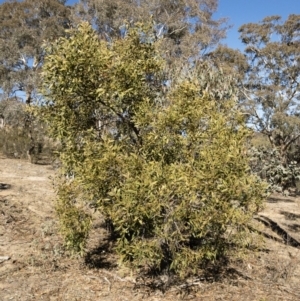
[1,156,300,301]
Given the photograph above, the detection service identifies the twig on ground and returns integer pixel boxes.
[103,276,111,291]
[0,256,10,263]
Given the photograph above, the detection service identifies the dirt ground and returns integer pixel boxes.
[1,156,300,301]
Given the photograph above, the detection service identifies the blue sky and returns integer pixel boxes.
[216,0,300,49]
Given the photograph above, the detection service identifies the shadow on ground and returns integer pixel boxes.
[84,240,117,270]
[267,196,295,203]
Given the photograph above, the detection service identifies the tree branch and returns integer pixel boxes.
[97,98,142,146]
[283,133,300,153]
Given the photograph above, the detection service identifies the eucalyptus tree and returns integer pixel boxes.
[210,15,300,192]
[72,0,228,65]
[0,0,72,160]
[238,14,300,165]
[0,0,71,104]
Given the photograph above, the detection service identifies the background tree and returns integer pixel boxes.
[238,14,300,165]
[208,45,248,83]
[210,15,300,193]
[0,0,71,161]
[73,0,228,65]
[0,97,25,128]
[0,96,39,159]
[0,0,71,103]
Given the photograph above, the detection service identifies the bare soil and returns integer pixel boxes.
[1,156,300,301]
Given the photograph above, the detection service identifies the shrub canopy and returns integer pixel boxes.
[39,22,267,277]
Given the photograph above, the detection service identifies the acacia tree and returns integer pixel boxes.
[72,0,228,65]
[238,15,300,165]
[38,22,266,277]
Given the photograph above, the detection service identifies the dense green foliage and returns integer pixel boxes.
[0,0,298,202]
[38,22,267,277]
[0,0,298,282]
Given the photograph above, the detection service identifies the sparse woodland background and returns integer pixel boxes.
[0,0,299,280]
